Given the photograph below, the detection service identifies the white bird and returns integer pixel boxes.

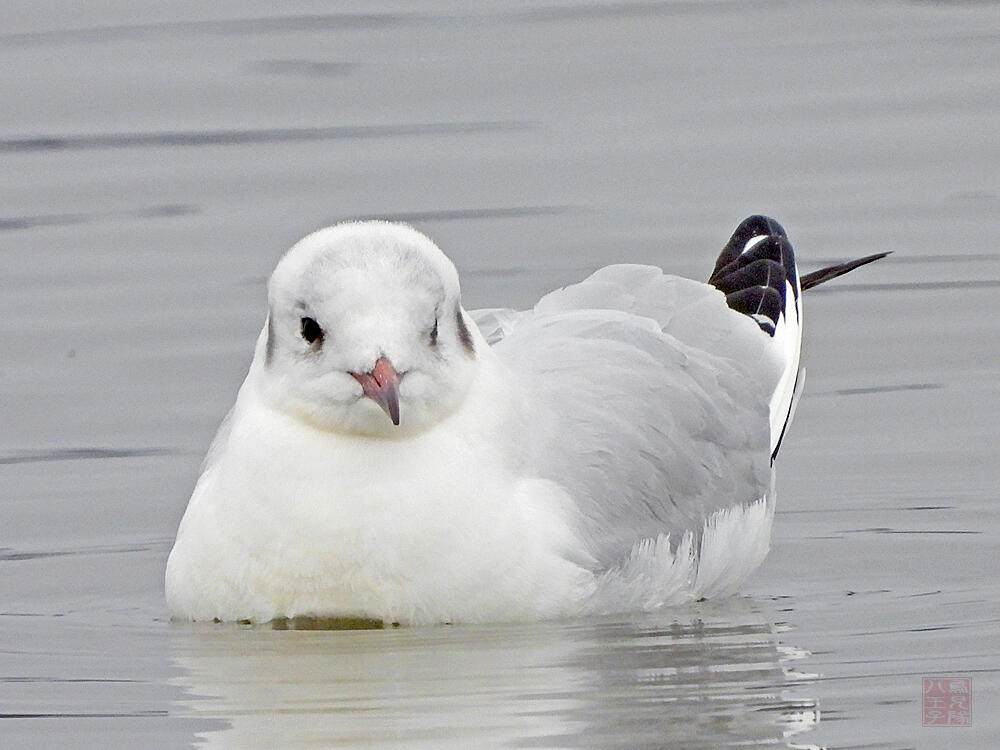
[165,217,886,625]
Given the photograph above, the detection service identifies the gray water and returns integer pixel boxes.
[2,1,999,747]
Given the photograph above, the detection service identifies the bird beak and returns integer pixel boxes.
[351,357,401,426]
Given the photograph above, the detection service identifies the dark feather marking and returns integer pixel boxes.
[712,259,787,312]
[712,215,787,279]
[711,236,797,301]
[725,287,782,329]
[456,307,475,355]
[265,314,276,366]
[709,216,805,336]
[800,252,892,290]
[770,367,801,464]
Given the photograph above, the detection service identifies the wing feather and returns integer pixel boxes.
[474,265,778,568]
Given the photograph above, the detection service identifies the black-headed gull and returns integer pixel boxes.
[166,216,886,625]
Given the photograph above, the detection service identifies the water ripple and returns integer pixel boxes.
[0,13,417,47]
[340,205,577,223]
[0,204,196,232]
[0,121,537,153]
[243,59,358,77]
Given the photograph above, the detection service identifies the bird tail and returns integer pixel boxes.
[708,215,889,461]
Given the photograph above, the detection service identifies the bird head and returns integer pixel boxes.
[254,221,478,436]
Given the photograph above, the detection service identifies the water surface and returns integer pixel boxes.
[2,1,998,747]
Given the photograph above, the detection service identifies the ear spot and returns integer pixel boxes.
[265,314,276,365]
[429,316,439,346]
[455,307,474,356]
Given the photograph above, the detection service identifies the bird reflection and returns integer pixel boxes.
[168,598,818,749]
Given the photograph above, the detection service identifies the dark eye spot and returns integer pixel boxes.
[429,316,438,346]
[300,317,324,346]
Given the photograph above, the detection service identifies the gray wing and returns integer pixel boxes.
[473,264,782,568]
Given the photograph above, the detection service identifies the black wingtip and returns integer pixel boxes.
[800,251,892,291]
[709,215,797,336]
[711,215,788,280]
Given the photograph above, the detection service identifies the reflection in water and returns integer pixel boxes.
[169,599,818,749]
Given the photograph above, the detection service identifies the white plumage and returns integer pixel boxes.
[166,218,811,625]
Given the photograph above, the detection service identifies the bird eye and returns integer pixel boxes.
[300,317,324,346]
[429,316,439,346]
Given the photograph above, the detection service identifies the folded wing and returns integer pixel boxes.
[474,273,785,567]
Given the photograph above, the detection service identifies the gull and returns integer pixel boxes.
[165,216,886,625]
